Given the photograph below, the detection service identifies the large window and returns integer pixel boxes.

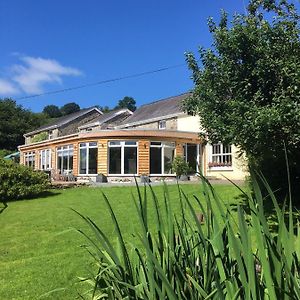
[108,141,137,174]
[24,152,35,168]
[150,142,175,175]
[79,142,98,174]
[209,143,232,168]
[40,149,51,170]
[57,145,73,174]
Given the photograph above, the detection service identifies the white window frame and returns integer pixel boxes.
[158,120,166,130]
[57,145,74,174]
[48,131,53,140]
[79,142,98,175]
[24,152,35,168]
[108,141,138,175]
[150,141,175,175]
[208,143,232,170]
[39,149,52,170]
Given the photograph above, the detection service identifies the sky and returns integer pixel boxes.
[0,0,250,112]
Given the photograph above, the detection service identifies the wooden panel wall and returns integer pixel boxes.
[175,142,184,157]
[73,143,79,176]
[98,139,108,175]
[138,140,150,175]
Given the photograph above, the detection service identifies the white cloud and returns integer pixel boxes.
[0,79,19,95]
[0,55,82,96]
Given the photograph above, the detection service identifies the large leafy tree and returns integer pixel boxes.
[0,99,48,150]
[184,0,300,193]
[60,102,80,116]
[115,96,136,112]
[43,104,62,118]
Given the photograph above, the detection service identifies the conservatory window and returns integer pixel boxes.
[108,141,137,175]
[39,149,51,170]
[57,145,74,174]
[79,142,98,174]
[150,142,175,175]
[24,152,35,169]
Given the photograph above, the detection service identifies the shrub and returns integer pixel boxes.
[77,174,300,299]
[171,156,191,177]
[31,132,48,143]
[0,159,50,201]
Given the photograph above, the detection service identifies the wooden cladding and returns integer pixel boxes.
[98,140,108,175]
[175,142,184,157]
[138,140,150,175]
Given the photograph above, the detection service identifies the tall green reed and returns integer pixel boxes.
[76,174,300,299]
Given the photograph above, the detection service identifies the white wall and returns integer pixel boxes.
[177,115,204,132]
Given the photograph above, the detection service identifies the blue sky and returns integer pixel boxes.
[0,1,249,112]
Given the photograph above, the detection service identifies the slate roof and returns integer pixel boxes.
[119,93,190,128]
[79,108,133,129]
[24,107,102,136]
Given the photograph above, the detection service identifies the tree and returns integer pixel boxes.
[97,105,111,113]
[115,96,136,111]
[183,0,300,194]
[43,105,62,118]
[0,99,48,150]
[60,102,80,115]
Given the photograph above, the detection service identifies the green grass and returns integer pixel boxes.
[0,183,243,300]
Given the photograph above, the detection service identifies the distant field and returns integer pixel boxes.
[0,183,244,299]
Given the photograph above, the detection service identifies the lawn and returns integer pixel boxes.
[0,183,244,300]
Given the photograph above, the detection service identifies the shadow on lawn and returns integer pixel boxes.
[230,190,300,234]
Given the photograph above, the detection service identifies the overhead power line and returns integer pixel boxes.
[16,62,187,101]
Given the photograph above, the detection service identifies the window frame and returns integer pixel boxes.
[150,141,175,175]
[24,151,36,169]
[39,149,52,170]
[208,143,233,170]
[79,142,98,175]
[158,120,166,130]
[57,144,74,174]
[108,140,138,175]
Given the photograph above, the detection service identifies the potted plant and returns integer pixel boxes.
[171,156,190,181]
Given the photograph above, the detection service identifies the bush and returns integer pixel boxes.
[0,159,50,201]
[77,174,300,299]
[171,156,191,177]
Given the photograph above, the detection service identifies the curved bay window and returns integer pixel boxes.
[108,141,137,175]
[79,142,98,175]
[57,145,73,174]
[150,142,175,175]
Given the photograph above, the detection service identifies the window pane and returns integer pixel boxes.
[63,155,68,171]
[124,147,137,174]
[88,148,98,174]
[80,143,86,148]
[109,141,121,146]
[57,156,62,172]
[109,147,121,174]
[151,142,161,146]
[125,141,137,146]
[150,147,162,174]
[80,148,87,174]
[164,147,174,174]
[89,142,97,147]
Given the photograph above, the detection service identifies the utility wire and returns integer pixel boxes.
[16,62,186,101]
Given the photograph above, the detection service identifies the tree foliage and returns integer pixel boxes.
[0,99,48,150]
[43,104,62,118]
[115,96,136,111]
[60,102,80,116]
[184,0,300,192]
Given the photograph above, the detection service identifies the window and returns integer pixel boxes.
[209,143,232,168]
[57,145,74,174]
[48,131,53,139]
[40,149,51,170]
[150,142,175,174]
[24,152,35,168]
[108,141,137,174]
[79,142,98,174]
[158,120,166,130]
